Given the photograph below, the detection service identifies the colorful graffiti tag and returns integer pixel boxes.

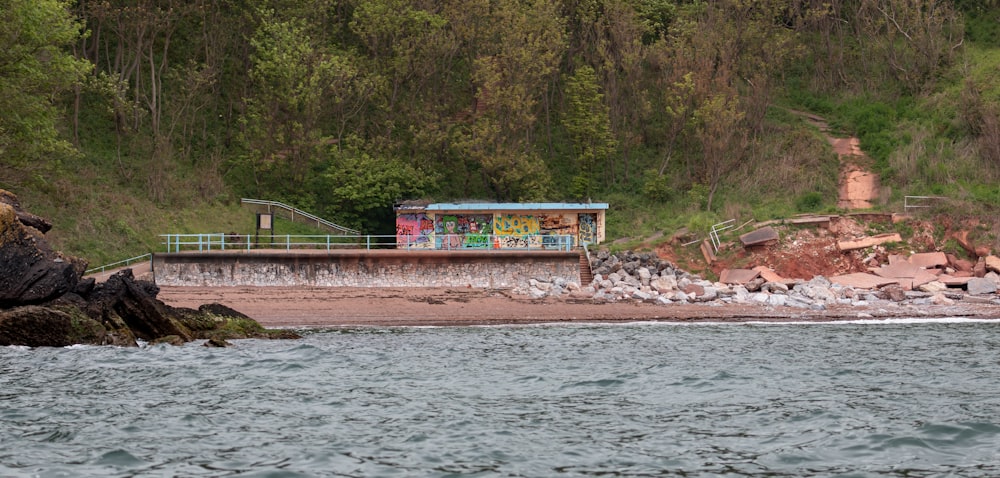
[578,214,597,244]
[434,214,493,249]
[396,214,434,248]
[495,215,540,235]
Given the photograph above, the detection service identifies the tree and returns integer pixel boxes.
[240,8,368,195]
[0,0,90,179]
[314,141,432,233]
[452,0,567,200]
[855,0,963,94]
[693,92,745,211]
[562,64,617,199]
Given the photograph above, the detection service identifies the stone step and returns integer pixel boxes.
[579,251,594,286]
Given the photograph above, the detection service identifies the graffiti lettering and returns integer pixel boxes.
[579,214,597,244]
[495,215,540,236]
[396,214,433,248]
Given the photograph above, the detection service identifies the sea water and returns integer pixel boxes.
[3,319,1000,477]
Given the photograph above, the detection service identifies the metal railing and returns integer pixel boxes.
[709,219,736,253]
[85,253,153,275]
[904,195,945,211]
[161,233,578,252]
[240,198,360,235]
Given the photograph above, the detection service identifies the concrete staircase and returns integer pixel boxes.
[579,249,594,286]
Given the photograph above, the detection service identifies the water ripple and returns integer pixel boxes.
[3,322,1000,476]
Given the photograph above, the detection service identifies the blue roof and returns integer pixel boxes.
[425,202,608,211]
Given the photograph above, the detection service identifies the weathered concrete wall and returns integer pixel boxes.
[153,250,581,289]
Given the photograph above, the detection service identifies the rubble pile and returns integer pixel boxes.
[522,249,1000,312]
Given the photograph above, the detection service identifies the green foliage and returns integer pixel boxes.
[795,192,824,213]
[313,143,431,233]
[641,171,673,202]
[562,64,617,199]
[685,211,721,236]
[687,183,710,211]
[0,0,90,172]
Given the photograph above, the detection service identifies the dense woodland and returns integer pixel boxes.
[2,0,1000,263]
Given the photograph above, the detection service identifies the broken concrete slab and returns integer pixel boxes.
[837,233,903,251]
[719,268,761,285]
[986,255,1000,274]
[829,273,899,290]
[873,261,924,278]
[740,226,779,247]
[786,215,832,227]
[938,275,973,287]
[872,262,938,290]
[752,266,794,285]
[908,252,947,268]
[700,240,716,264]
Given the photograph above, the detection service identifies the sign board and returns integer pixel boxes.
[257,213,273,230]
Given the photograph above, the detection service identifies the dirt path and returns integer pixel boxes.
[792,110,880,209]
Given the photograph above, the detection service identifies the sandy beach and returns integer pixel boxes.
[156,286,1000,328]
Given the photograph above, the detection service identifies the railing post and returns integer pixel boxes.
[198,234,203,251]
[287,234,291,250]
[327,235,331,251]
[221,233,225,251]
[366,235,371,250]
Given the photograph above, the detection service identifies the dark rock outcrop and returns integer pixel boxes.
[0,201,80,307]
[0,189,295,347]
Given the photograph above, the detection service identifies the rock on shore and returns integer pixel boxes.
[0,189,292,347]
[522,249,1000,312]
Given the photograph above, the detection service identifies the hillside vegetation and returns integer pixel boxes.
[1,0,999,266]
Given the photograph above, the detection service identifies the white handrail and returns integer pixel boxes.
[85,253,153,275]
[240,198,360,235]
[160,233,578,252]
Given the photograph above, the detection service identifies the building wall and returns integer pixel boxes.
[153,251,581,289]
[395,210,605,250]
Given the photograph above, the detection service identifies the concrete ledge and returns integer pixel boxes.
[153,250,581,289]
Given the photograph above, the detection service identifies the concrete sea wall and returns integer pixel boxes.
[153,250,581,289]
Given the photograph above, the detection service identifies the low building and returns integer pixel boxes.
[394,202,608,250]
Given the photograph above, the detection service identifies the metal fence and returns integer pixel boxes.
[904,195,945,212]
[84,253,153,275]
[161,233,578,252]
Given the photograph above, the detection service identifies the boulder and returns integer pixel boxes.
[0,202,80,307]
[650,276,677,293]
[966,278,997,296]
[0,189,52,233]
[0,305,106,347]
[83,270,192,343]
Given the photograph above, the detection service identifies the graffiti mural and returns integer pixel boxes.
[495,214,540,236]
[434,214,493,249]
[396,214,434,248]
[578,214,597,244]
